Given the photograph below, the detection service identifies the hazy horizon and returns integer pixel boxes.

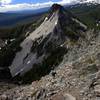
[0,0,99,12]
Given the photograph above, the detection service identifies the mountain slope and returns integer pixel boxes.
[67,3,100,29]
[8,4,87,83]
[0,4,100,100]
[0,13,46,80]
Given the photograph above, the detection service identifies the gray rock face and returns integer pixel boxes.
[9,11,59,77]
[1,4,100,100]
[51,93,76,100]
[9,4,87,81]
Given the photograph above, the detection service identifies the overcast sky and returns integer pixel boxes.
[0,0,97,12]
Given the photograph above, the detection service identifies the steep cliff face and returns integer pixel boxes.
[1,4,100,100]
[9,4,87,83]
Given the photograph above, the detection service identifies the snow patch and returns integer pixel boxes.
[10,38,15,42]
[96,23,99,26]
[45,17,48,21]
[55,21,58,25]
[27,60,31,64]
[72,18,87,29]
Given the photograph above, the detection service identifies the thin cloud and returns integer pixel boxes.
[0,0,97,12]
[0,0,12,5]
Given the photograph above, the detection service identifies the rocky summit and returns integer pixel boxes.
[0,3,100,100]
[8,3,87,82]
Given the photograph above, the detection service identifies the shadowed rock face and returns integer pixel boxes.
[51,4,64,12]
[0,68,11,80]
[8,4,87,83]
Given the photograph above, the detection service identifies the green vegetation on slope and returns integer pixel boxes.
[67,3,100,29]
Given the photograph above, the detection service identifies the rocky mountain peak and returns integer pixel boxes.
[7,4,88,82]
[50,4,64,12]
[0,3,100,100]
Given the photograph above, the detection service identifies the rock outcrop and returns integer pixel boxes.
[0,4,100,100]
[9,4,87,83]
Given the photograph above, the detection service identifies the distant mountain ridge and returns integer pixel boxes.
[67,2,100,29]
[0,12,44,28]
[0,1,99,28]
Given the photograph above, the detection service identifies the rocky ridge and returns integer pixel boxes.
[0,4,100,100]
[8,4,87,83]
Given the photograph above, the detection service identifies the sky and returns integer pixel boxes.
[0,0,98,12]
